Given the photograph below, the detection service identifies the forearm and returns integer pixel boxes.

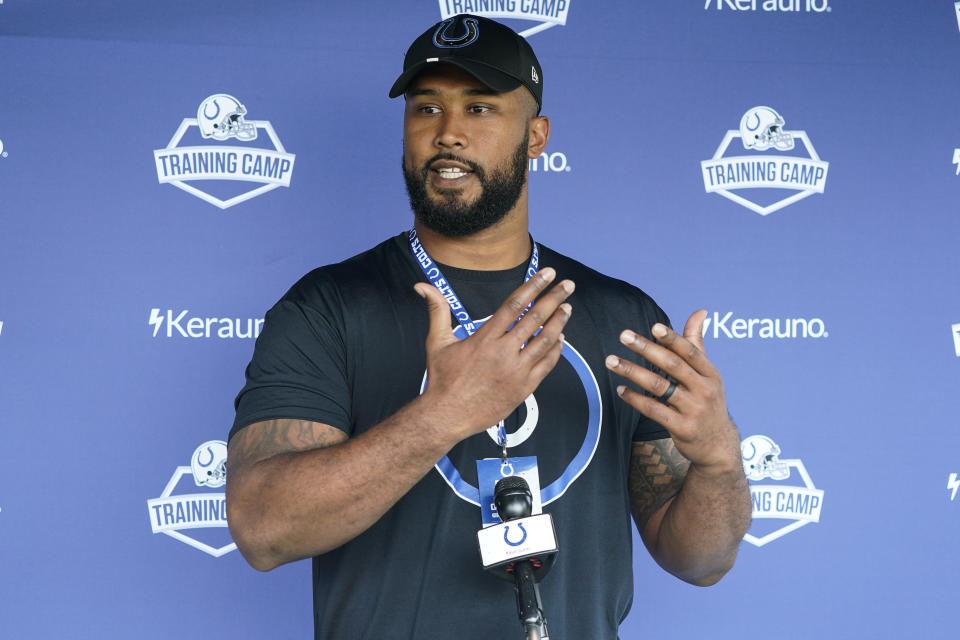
[226,395,464,571]
[652,462,751,586]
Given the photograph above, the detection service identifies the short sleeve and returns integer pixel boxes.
[230,293,352,441]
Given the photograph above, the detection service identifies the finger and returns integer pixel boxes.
[615,384,679,430]
[683,310,708,356]
[520,302,571,362]
[527,332,566,384]
[482,267,557,336]
[415,283,458,351]
[508,279,575,345]
[619,330,702,388]
[605,354,683,407]
[647,323,718,379]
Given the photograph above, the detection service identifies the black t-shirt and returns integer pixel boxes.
[232,233,672,640]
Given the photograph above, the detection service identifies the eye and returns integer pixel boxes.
[468,104,492,114]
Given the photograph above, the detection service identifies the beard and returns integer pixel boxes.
[403,134,529,238]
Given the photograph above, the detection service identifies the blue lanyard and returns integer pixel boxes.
[408,228,540,337]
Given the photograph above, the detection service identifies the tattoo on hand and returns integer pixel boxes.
[629,438,690,530]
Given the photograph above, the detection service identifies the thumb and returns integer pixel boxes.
[415,283,457,350]
[684,309,708,354]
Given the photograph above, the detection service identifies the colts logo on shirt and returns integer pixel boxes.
[421,322,602,507]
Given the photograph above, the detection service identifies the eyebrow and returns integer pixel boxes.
[406,87,502,98]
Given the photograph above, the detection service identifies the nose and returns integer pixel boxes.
[435,112,468,150]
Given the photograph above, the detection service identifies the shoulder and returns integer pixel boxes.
[281,233,416,308]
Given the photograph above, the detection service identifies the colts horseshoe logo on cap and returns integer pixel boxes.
[433,17,479,48]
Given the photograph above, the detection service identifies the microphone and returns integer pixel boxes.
[494,475,533,520]
[494,476,551,640]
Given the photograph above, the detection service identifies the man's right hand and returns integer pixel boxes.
[414,266,574,440]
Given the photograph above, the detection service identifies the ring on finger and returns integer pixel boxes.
[658,381,677,404]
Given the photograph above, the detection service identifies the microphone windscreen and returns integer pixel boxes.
[495,475,530,495]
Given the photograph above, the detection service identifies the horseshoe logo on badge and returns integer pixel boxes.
[504,523,528,547]
[433,17,479,48]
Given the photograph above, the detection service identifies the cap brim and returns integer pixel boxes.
[389,59,522,98]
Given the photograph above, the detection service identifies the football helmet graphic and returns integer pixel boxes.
[197,94,257,141]
[741,435,790,482]
[739,106,794,151]
[191,440,228,488]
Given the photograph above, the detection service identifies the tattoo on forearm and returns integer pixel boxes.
[227,419,344,475]
[629,438,690,531]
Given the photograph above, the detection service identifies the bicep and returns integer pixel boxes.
[227,419,348,478]
[628,437,690,550]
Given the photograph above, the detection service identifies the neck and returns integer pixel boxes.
[413,201,531,271]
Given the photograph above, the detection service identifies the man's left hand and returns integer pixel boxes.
[605,310,741,472]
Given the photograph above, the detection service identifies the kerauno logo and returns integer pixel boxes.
[148,308,264,340]
[952,323,960,357]
[702,311,829,339]
[704,0,831,12]
[438,0,571,38]
[529,151,570,173]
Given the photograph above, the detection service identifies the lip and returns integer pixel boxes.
[429,161,475,186]
[429,159,473,172]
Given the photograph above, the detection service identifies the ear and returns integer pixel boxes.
[527,115,551,159]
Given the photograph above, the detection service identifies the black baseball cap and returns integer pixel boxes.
[389,14,543,113]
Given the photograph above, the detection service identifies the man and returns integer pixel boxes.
[226,14,751,639]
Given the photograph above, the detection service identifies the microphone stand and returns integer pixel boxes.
[494,475,552,640]
[514,561,548,640]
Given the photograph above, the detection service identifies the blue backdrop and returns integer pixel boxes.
[2,1,959,638]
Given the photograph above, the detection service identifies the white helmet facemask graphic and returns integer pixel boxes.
[191,440,228,488]
[740,106,794,151]
[197,94,257,141]
[740,435,790,482]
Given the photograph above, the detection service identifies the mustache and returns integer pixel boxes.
[421,153,485,180]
